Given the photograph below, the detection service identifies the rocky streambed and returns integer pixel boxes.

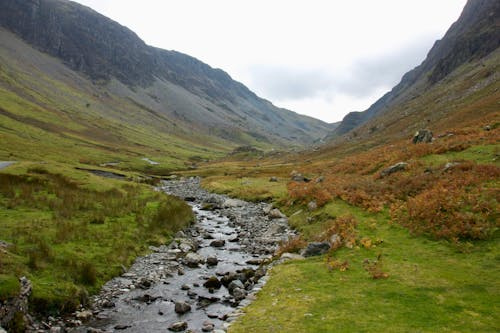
[68,177,295,333]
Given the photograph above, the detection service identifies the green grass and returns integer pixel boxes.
[229,201,500,332]
[202,176,288,202]
[0,163,194,315]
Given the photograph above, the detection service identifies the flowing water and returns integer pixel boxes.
[76,178,293,333]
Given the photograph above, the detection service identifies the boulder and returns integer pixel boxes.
[168,321,188,332]
[210,239,225,248]
[380,162,408,177]
[202,321,215,332]
[232,287,246,301]
[223,198,245,208]
[301,242,330,257]
[269,208,286,219]
[412,129,433,144]
[206,256,218,266]
[203,276,222,289]
[184,252,204,268]
[269,176,278,182]
[228,280,244,293]
[329,234,342,248]
[174,301,191,314]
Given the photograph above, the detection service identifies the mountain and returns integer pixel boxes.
[0,0,332,171]
[328,0,499,141]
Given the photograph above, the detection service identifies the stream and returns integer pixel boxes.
[72,177,294,333]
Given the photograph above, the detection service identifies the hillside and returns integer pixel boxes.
[328,0,499,141]
[0,0,332,173]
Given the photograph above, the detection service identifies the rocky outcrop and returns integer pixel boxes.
[0,277,32,330]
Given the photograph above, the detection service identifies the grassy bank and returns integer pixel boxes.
[194,133,499,332]
[0,162,193,315]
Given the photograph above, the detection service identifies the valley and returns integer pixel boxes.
[0,0,498,332]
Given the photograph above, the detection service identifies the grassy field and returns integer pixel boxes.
[192,130,499,333]
[0,162,194,316]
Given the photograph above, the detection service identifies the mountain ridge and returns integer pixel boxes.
[328,0,500,140]
[0,0,332,149]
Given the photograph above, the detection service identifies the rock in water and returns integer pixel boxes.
[232,287,247,301]
[168,321,188,332]
[206,256,218,266]
[174,301,191,314]
[184,252,204,267]
[301,242,331,257]
[203,276,222,289]
[209,239,225,248]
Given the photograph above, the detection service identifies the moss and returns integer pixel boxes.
[0,274,20,301]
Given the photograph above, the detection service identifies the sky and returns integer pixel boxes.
[72,0,467,123]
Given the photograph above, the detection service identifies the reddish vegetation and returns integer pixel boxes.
[288,124,499,240]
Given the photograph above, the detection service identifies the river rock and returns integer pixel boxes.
[228,280,244,293]
[202,321,215,332]
[210,239,225,248]
[203,276,222,289]
[220,272,237,287]
[269,208,286,219]
[232,287,246,301]
[184,252,204,268]
[301,242,331,257]
[181,284,190,290]
[206,256,218,266]
[174,301,191,314]
[223,198,245,208]
[380,162,408,177]
[75,309,93,320]
[168,321,188,332]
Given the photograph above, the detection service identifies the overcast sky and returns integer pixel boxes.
[72,0,466,123]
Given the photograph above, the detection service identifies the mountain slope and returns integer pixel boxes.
[0,0,331,166]
[328,0,499,140]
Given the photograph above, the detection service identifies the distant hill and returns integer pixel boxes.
[0,0,332,169]
[327,0,499,142]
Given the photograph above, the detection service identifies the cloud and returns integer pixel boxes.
[247,36,434,103]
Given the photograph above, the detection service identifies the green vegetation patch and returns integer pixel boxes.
[230,201,500,333]
[0,165,194,315]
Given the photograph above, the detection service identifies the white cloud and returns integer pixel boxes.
[72,0,467,122]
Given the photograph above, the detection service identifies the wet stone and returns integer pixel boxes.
[174,301,191,314]
[168,321,188,332]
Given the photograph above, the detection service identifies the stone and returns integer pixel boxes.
[184,252,204,268]
[412,129,433,144]
[315,176,324,183]
[203,276,222,289]
[174,301,191,314]
[206,256,218,266]
[232,287,246,301]
[50,327,63,333]
[444,162,460,171]
[280,252,305,261]
[307,200,318,211]
[380,162,408,177]
[220,272,237,287]
[202,321,215,332]
[210,239,225,248]
[329,234,342,248]
[301,242,331,257]
[181,284,190,290]
[75,309,93,320]
[269,208,286,219]
[269,176,278,182]
[168,321,188,332]
[228,279,245,293]
[223,198,245,208]
[114,324,131,330]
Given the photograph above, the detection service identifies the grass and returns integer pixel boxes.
[229,201,500,332]
[0,163,194,315]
